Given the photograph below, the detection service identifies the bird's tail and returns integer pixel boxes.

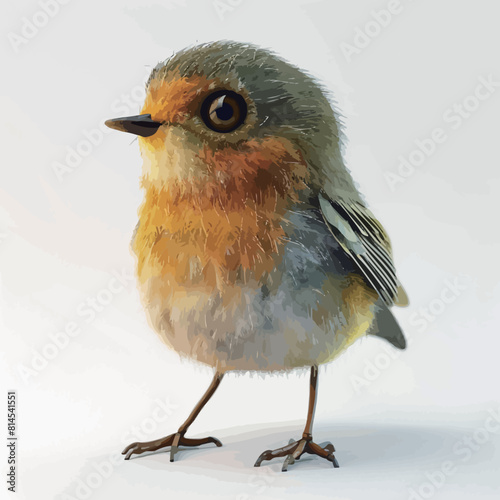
[367,301,407,349]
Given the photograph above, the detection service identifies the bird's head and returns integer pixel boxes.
[105,41,366,286]
[106,41,347,199]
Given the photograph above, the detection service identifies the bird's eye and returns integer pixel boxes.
[200,90,247,133]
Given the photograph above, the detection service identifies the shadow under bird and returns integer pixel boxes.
[105,40,409,472]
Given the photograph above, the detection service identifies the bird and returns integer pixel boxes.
[105,40,409,472]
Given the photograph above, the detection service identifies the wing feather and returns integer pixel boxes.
[318,194,408,307]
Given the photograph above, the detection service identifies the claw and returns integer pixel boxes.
[255,437,339,470]
[122,442,138,460]
[121,431,221,462]
[319,441,335,453]
[254,450,271,467]
[208,436,223,447]
[282,454,295,472]
[292,439,306,461]
[169,445,179,462]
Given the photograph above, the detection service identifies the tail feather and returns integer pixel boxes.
[368,301,407,349]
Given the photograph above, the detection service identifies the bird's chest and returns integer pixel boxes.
[132,135,309,307]
[132,188,289,292]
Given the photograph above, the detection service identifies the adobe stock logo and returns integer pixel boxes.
[51,76,149,183]
[407,408,500,500]
[17,268,134,384]
[407,278,467,334]
[7,0,73,53]
[385,75,500,191]
[213,0,245,20]
[339,0,416,63]
[58,397,178,500]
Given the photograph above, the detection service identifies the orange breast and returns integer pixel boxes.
[133,136,309,290]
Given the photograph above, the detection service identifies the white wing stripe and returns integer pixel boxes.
[319,194,400,305]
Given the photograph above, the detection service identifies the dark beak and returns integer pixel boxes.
[105,114,162,137]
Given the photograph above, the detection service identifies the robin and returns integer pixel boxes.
[105,41,408,472]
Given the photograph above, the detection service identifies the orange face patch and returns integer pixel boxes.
[133,136,309,290]
[141,74,218,124]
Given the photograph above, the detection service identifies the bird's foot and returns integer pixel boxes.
[254,435,339,471]
[122,431,222,461]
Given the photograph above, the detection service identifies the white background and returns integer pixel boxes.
[1,0,499,499]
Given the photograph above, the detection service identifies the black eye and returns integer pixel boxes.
[200,90,247,133]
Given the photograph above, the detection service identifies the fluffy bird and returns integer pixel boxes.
[106,41,408,471]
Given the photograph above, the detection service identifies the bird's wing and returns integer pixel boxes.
[317,193,408,307]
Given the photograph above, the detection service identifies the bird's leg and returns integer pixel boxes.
[254,366,339,471]
[122,372,224,461]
